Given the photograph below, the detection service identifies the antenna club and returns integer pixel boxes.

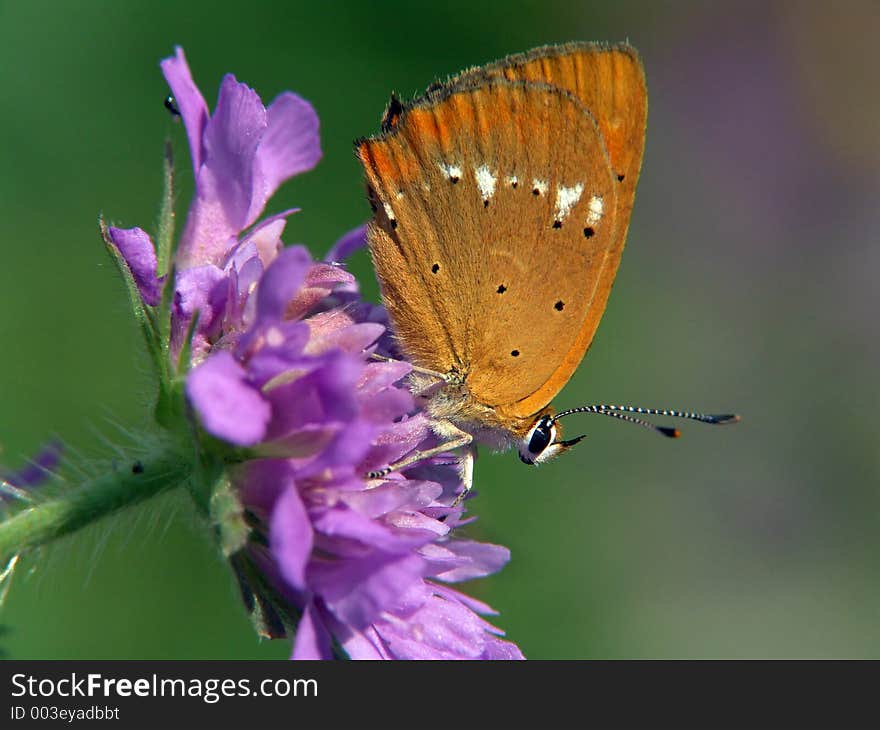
[659,427,681,438]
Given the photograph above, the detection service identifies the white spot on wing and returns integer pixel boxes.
[554,183,584,222]
[383,202,396,221]
[440,162,462,180]
[586,195,604,224]
[474,164,497,201]
[532,179,548,196]
[506,174,518,187]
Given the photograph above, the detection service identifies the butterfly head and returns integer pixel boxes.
[517,410,585,466]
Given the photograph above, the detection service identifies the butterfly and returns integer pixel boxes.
[356,42,736,501]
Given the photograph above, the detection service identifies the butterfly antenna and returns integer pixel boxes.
[551,404,739,439]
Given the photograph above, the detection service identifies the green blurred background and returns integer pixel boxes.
[1,0,877,658]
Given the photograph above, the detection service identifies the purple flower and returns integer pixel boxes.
[106,48,522,660]
[161,46,321,270]
[106,46,321,362]
[188,244,522,659]
[104,227,162,306]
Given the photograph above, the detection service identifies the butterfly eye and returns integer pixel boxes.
[519,416,558,465]
[527,417,554,456]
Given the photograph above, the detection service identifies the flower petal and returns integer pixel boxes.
[242,322,313,385]
[304,263,356,289]
[250,92,321,222]
[480,635,526,660]
[177,75,267,268]
[360,414,431,475]
[293,419,378,477]
[263,350,362,438]
[356,360,412,395]
[312,503,432,553]
[430,583,498,616]
[186,351,270,445]
[339,479,442,518]
[304,321,385,356]
[291,600,333,660]
[432,540,511,583]
[107,226,161,306]
[255,245,313,323]
[172,264,227,357]
[386,510,449,537]
[238,210,296,267]
[160,47,209,175]
[174,264,226,324]
[339,625,392,660]
[285,263,356,321]
[324,224,367,263]
[233,459,289,514]
[375,595,501,659]
[311,552,426,629]
[270,483,313,590]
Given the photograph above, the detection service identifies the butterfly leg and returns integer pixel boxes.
[368,353,449,398]
[449,442,476,508]
[366,421,474,506]
[368,353,447,380]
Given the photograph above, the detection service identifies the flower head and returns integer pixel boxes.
[104,48,522,660]
[107,46,321,363]
[188,242,522,659]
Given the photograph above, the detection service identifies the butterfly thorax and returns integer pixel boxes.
[409,369,546,451]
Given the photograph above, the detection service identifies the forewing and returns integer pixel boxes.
[454,42,647,225]
[358,80,618,417]
[441,43,647,419]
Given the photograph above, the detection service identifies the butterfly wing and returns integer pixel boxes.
[452,42,647,234]
[358,45,646,423]
[453,43,648,419]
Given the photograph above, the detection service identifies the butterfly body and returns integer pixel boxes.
[406,368,530,450]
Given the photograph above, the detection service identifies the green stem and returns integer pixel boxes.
[0,445,191,559]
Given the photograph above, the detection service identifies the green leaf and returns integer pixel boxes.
[155,140,177,277]
[157,261,176,374]
[230,552,291,640]
[154,372,186,434]
[154,144,178,400]
[210,476,250,557]
[175,308,201,377]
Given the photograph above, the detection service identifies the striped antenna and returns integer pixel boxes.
[551,404,739,439]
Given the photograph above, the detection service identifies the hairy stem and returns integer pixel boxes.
[0,445,191,559]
